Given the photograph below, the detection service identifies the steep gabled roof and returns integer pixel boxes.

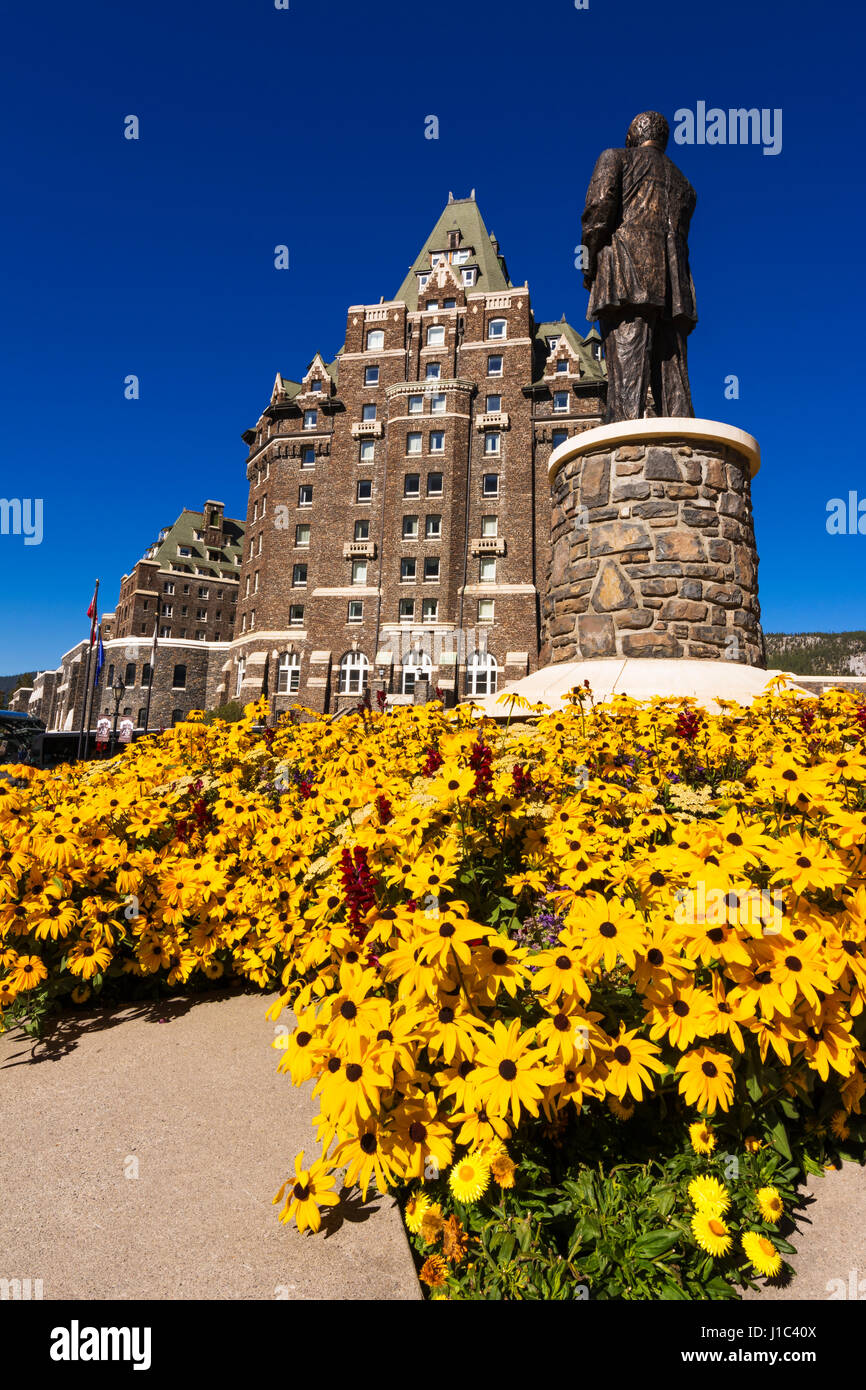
[394,194,512,309]
[533,319,606,383]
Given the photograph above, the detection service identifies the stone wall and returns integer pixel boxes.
[543,435,764,666]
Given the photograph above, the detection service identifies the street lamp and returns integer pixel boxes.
[111,676,125,754]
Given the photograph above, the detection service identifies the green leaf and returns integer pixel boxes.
[768,1116,793,1162]
[633,1229,681,1259]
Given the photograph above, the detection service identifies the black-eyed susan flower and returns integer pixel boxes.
[602,1025,666,1102]
[472,1018,553,1124]
[273,1151,340,1233]
[676,1048,735,1113]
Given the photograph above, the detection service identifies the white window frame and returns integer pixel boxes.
[467,651,497,695]
[339,651,369,695]
[426,324,445,347]
[487,355,503,376]
[430,431,445,453]
[366,329,384,351]
[488,318,506,339]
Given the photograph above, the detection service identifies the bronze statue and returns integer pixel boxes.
[582,111,697,422]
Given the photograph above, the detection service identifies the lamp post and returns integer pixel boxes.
[271,648,280,725]
[110,676,125,754]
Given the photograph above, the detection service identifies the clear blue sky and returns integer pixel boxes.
[1,0,863,672]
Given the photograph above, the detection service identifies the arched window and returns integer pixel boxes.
[338,651,369,695]
[277,652,301,695]
[402,647,432,695]
[466,652,498,697]
[235,657,245,697]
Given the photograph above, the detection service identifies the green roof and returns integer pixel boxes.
[145,509,245,580]
[532,320,606,383]
[394,195,512,310]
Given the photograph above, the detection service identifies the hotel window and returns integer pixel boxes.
[261,495,267,514]
[197,604,208,617]
[480,556,496,581]
[366,329,384,350]
[407,432,422,455]
[488,318,506,339]
[364,365,379,385]
[431,253,443,267]
[195,631,206,641]
[162,602,173,616]
[425,362,441,380]
[423,557,440,582]
[554,391,569,413]
[362,403,377,420]
[425,514,441,539]
[482,473,500,496]
[462,268,476,286]
[552,430,568,449]
[303,409,317,429]
[351,559,368,585]
[485,394,502,413]
[295,524,310,547]
[278,652,301,694]
[484,433,501,455]
[402,647,432,696]
[467,651,498,695]
[299,484,313,506]
[172,664,187,689]
[252,499,258,519]
[404,473,420,497]
[302,446,315,467]
[235,659,245,697]
[399,598,415,621]
[418,274,429,289]
[354,520,370,540]
[357,479,372,502]
[403,515,419,539]
[348,600,363,623]
[164,581,174,594]
[125,662,136,686]
[310,379,322,393]
[422,598,438,621]
[292,563,307,587]
[426,299,438,310]
[289,604,304,626]
[452,249,469,265]
[408,395,424,414]
[443,297,456,308]
[252,574,259,594]
[401,557,417,582]
[160,626,171,639]
[339,651,369,695]
[481,514,498,537]
[427,472,443,496]
[360,439,375,463]
[430,431,444,453]
[178,545,191,557]
[249,610,256,629]
[547,336,560,352]
[487,355,503,376]
[426,324,445,346]
[477,599,495,624]
[142,663,152,684]
[556,359,568,374]
[431,393,446,414]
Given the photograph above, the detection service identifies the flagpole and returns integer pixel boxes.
[143,615,158,735]
[83,621,102,761]
[77,579,99,760]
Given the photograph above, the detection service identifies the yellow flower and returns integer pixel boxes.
[448,1152,490,1204]
[403,1192,430,1234]
[755,1186,783,1224]
[419,1254,448,1288]
[741,1230,783,1278]
[688,1175,730,1215]
[691,1210,732,1257]
[689,1122,716,1155]
[419,1205,445,1245]
[490,1152,516,1188]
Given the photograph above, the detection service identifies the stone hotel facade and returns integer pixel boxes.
[13,195,607,727]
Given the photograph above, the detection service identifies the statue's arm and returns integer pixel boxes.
[581,148,622,289]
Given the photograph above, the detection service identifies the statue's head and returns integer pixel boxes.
[626,111,669,151]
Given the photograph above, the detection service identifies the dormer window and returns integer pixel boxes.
[418,274,430,289]
[310,379,322,392]
[547,336,560,351]
[452,249,469,265]
[462,268,476,286]
[556,360,568,374]
[431,253,444,267]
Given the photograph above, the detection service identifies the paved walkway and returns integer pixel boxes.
[0,991,420,1301]
[2,988,862,1302]
[742,1160,866,1302]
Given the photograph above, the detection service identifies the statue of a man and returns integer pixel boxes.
[582,111,697,423]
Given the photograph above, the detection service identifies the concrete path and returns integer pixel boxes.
[743,1161,866,1302]
[0,990,420,1301]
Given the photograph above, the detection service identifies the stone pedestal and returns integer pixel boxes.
[542,419,764,667]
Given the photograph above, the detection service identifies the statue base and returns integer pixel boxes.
[542,418,764,667]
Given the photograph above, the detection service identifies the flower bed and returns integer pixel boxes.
[1,683,865,1298]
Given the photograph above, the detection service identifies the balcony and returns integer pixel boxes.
[470,537,506,556]
[476,411,510,431]
[342,540,377,559]
[351,420,384,439]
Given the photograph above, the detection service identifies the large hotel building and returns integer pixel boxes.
[14,195,606,728]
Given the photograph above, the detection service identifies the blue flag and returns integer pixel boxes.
[94,629,104,686]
